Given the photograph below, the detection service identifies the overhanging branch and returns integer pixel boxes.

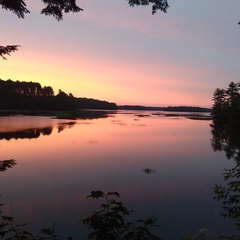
[0,45,21,60]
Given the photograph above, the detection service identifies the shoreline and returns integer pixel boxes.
[0,109,212,121]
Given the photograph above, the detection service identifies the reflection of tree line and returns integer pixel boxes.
[0,127,52,140]
[211,121,240,230]
[211,121,240,164]
[0,110,114,141]
[0,122,76,140]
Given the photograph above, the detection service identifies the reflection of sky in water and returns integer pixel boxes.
[0,113,237,239]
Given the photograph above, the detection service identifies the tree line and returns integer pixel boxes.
[211,81,240,121]
[118,105,211,112]
[0,79,117,111]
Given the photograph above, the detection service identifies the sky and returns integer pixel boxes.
[1,0,240,107]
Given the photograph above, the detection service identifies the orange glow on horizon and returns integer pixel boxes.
[1,46,212,107]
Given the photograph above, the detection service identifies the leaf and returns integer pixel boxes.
[87,190,104,199]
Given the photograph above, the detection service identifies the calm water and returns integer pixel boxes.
[0,111,238,239]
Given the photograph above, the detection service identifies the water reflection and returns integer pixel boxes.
[0,113,238,239]
[143,168,156,174]
[211,120,240,229]
[210,121,240,164]
[0,117,77,140]
[58,122,76,133]
[0,127,53,140]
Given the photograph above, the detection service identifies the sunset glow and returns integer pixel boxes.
[1,0,240,107]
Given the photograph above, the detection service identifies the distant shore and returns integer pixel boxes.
[118,105,211,112]
[0,108,212,121]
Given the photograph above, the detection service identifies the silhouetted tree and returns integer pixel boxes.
[211,82,240,121]
[55,89,75,110]
[212,88,227,120]
[0,0,168,19]
[226,82,240,120]
[211,119,240,231]
[214,165,240,229]
[226,82,240,108]
[0,79,60,110]
[0,78,117,111]
[75,97,117,110]
[0,45,20,60]
[41,86,54,97]
[82,191,162,240]
[0,0,83,21]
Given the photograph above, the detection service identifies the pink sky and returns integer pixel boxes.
[1,0,240,107]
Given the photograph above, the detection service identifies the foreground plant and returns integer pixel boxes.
[0,206,72,240]
[0,189,239,239]
[82,190,162,240]
[214,165,240,229]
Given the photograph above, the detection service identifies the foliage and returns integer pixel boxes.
[0,214,35,240]
[128,0,169,14]
[211,82,240,121]
[0,79,74,111]
[0,78,117,111]
[0,79,54,97]
[75,98,117,110]
[0,45,20,60]
[1,188,240,240]
[211,119,240,231]
[82,190,162,240]
[0,0,82,21]
[214,165,240,229]
[0,190,161,240]
[0,0,169,21]
[0,212,72,240]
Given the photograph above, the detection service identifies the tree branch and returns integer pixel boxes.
[41,0,83,21]
[0,0,83,20]
[0,45,21,60]
[0,0,30,18]
[128,0,169,14]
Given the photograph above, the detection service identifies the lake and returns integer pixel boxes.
[0,111,238,239]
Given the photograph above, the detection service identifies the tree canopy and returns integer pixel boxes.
[0,0,169,20]
[211,81,240,121]
[0,78,117,110]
